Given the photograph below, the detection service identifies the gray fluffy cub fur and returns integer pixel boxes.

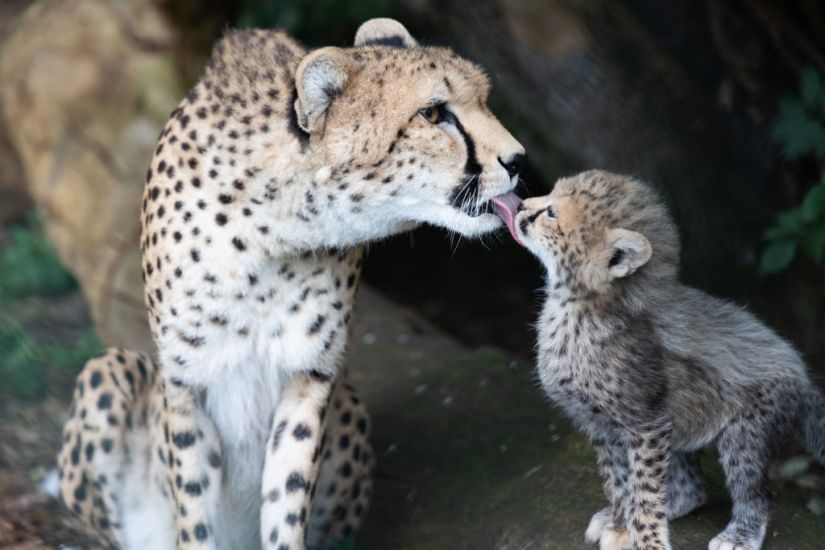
[513,170,825,550]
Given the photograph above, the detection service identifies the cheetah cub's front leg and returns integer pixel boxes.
[587,447,707,548]
[586,434,632,550]
[624,422,672,550]
[588,423,673,550]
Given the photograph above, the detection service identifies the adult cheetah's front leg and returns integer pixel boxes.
[261,373,334,550]
[162,380,223,549]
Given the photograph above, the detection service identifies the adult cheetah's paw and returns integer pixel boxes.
[585,507,612,544]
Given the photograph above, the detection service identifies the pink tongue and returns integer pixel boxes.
[491,192,523,245]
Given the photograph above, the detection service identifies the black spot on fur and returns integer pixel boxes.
[271,420,287,450]
[184,481,202,496]
[208,451,221,468]
[232,237,247,251]
[293,423,312,440]
[97,393,112,410]
[173,431,196,449]
[286,472,308,493]
[194,523,208,541]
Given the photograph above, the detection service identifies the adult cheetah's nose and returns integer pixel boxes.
[498,153,526,177]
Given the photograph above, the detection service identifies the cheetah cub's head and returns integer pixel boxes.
[504,170,680,297]
[294,18,525,239]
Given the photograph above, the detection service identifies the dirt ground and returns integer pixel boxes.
[1,287,823,549]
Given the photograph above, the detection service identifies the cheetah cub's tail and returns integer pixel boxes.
[800,388,825,465]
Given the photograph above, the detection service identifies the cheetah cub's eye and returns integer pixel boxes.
[545,206,556,218]
[419,102,446,124]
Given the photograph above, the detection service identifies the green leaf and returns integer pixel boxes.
[802,181,825,222]
[759,240,797,274]
[800,67,823,107]
[771,97,825,159]
[765,207,804,241]
[802,222,825,263]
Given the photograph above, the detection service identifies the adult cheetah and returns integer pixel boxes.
[58,17,525,550]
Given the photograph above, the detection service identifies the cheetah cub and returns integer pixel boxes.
[495,170,825,550]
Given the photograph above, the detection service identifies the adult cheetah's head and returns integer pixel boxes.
[293,18,525,240]
[509,170,680,298]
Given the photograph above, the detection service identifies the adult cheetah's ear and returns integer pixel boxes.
[294,47,355,134]
[605,228,652,279]
[354,18,417,48]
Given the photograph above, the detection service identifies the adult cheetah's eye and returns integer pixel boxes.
[419,102,446,124]
[545,206,556,218]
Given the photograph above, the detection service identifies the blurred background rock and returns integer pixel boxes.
[0,0,824,548]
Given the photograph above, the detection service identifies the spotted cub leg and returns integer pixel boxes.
[666,452,707,520]
[58,348,157,547]
[710,383,796,550]
[307,382,374,545]
[261,373,335,550]
[586,433,631,549]
[624,422,672,550]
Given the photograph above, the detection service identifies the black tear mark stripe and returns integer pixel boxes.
[446,110,481,177]
[445,109,482,209]
[520,209,544,234]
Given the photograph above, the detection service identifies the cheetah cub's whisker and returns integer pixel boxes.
[499,170,825,550]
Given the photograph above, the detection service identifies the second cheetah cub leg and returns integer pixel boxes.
[162,380,223,549]
[261,373,333,550]
[708,381,790,550]
[586,433,631,547]
[666,452,707,520]
[624,421,672,550]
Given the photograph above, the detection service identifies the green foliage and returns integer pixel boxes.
[234,0,399,46]
[761,68,825,274]
[0,210,93,399]
[0,212,77,301]
[0,316,100,400]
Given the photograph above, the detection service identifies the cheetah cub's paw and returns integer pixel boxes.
[584,508,631,550]
[585,507,612,543]
[708,534,763,550]
[599,526,632,550]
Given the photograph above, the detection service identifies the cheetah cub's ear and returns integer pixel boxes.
[604,228,652,279]
[294,47,356,134]
[354,18,417,48]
